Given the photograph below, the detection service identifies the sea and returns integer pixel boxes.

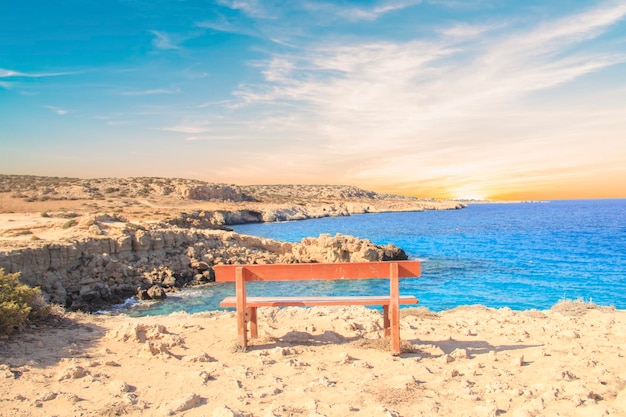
[120,199,626,316]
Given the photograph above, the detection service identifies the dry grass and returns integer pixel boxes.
[401,306,438,319]
[9,229,33,237]
[352,337,418,353]
[551,298,615,317]
[367,385,423,407]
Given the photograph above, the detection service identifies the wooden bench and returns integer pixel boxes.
[214,261,421,355]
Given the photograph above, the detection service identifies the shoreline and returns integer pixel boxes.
[110,281,621,318]
[2,301,625,417]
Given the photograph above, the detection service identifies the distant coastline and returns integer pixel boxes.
[0,175,465,312]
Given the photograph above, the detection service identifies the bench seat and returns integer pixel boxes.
[219,295,418,341]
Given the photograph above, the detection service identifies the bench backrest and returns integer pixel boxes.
[214,260,421,282]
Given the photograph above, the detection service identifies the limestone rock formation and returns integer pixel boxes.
[0,175,466,312]
[0,222,407,311]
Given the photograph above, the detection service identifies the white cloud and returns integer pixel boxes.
[0,68,77,78]
[302,0,423,21]
[45,106,68,115]
[222,0,423,22]
[120,88,180,96]
[236,2,626,120]
[224,2,626,191]
[150,30,182,50]
[195,16,261,37]
[217,0,269,19]
[158,125,209,134]
[0,69,20,77]
[439,22,502,39]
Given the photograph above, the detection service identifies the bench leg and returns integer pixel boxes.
[237,310,248,349]
[383,305,390,337]
[248,307,258,339]
[390,263,401,356]
[236,267,248,350]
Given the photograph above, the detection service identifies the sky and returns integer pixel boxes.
[1,0,626,201]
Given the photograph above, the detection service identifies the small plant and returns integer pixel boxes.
[11,230,33,237]
[125,222,146,231]
[229,343,248,353]
[62,219,78,229]
[0,269,49,335]
[40,212,51,218]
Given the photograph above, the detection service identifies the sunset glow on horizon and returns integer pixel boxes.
[2,1,626,201]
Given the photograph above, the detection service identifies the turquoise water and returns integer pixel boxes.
[122,199,626,316]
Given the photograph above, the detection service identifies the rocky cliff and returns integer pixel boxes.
[0,221,406,311]
[0,175,464,312]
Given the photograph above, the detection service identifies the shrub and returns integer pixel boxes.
[125,222,146,231]
[0,269,49,335]
[62,219,78,229]
[11,230,32,237]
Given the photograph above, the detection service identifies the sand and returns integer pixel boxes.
[1,302,625,417]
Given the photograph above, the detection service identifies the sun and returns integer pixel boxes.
[450,186,488,201]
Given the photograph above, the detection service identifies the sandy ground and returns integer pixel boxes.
[1,302,625,417]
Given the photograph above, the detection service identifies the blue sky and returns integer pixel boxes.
[2,0,626,200]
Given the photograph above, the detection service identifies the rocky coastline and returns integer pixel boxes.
[0,226,408,311]
[0,175,465,311]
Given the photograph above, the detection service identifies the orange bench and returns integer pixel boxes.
[214,261,421,355]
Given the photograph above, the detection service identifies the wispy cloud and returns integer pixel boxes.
[195,16,261,37]
[150,30,183,50]
[158,125,209,134]
[237,2,626,115]
[217,0,270,19]
[45,106,68,115]
[120,87,180,96]
[220,0,423,22]
[301,0,423,22]
[438,22,502,39]
[224,2,626,192]
[200,0,424,45]
[0,68,78,78]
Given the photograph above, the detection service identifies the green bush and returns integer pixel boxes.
[0,269,49,335]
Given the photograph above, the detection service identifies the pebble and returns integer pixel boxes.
[451,348,469,359]
[57,366,89,381]
[170,393,201,413]
[37,391,57,401]
[561,370,577,381]
[212,405,239,417]
[337,352,353,364]
[511,355,524,367]
[108,379,131,395]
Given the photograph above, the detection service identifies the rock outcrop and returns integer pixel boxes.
[0,175,464,312]
[0,226,406,311]
[0,175,255,202]
[162,199,465,228]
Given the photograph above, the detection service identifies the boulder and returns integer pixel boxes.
[147,285,167,300]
